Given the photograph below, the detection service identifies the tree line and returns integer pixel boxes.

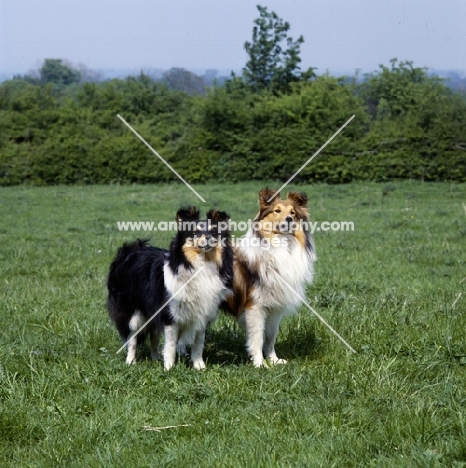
[1,6,465,186]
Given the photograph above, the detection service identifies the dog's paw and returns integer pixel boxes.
[163,359,175,371]
[151,351,161,362]
[193,360,206,370]
[253,359,269,368]
[126,356,136,365]
[269,357,288,365]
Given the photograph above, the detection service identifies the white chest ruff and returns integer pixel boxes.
[163,260,227,342]
[243,233,315,314]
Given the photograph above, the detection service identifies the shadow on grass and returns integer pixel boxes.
[204,325,249,366]
[130,318,321,368]
[204,319,322,366]
[276,329,322,362]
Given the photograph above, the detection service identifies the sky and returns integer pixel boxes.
[1,0,465,78]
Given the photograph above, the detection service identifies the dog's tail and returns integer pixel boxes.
[106,239,152,342]
[107,239,151,291]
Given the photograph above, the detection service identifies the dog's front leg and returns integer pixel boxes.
[244,306,266,367]
[163,324,178,370]
[191,329,206,370]
[263,312,287,365]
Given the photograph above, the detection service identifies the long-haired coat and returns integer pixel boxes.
[223,189,316,367]
[107,207,233,370]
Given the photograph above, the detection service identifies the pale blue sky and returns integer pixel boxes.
[1,0,465,77]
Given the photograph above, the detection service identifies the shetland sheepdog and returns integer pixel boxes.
[223,188,316,367]
[107,207,233,370]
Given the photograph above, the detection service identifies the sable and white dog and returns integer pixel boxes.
[107,207,233,370]
[223,189,316,367]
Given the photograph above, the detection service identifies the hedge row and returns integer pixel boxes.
[1,65,465,185]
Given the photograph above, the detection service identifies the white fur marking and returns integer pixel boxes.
[163,324,178,371]
[126,311,144,364]
[191,330,206,370]
[129,311,144,331]
[239,229,315,366]
[162,255,228,369]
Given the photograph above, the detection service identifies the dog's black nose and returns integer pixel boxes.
[285,216,293,223]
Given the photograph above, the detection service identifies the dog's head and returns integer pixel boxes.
[255,188,309,237]
[176,206,230,259]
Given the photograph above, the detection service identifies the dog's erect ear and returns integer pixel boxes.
[207,209,230,234]
[259,188,279,208]
[207,209,230,222]
[287,191,308,207]
[176,206,200,222]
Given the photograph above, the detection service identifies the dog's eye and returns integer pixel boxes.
[274,209,281,213]
[290,210,295,215]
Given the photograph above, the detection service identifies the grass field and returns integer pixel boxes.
[1,180,466,467]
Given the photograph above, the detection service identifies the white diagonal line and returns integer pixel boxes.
[273,271,357,353]
[116,265,206,354]
[268,115,355,202]
[117,114,206,203]
[452,292,462,309]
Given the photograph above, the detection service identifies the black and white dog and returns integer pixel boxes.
[107,207,232,370]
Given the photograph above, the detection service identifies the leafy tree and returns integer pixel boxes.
[162,68,206,95]
[40,59,81,86]
[359,59,440,119]
[243,5,314,92]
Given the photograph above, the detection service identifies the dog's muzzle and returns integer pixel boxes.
[278,216,294,233]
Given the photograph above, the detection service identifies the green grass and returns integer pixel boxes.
[1,180,466,467]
